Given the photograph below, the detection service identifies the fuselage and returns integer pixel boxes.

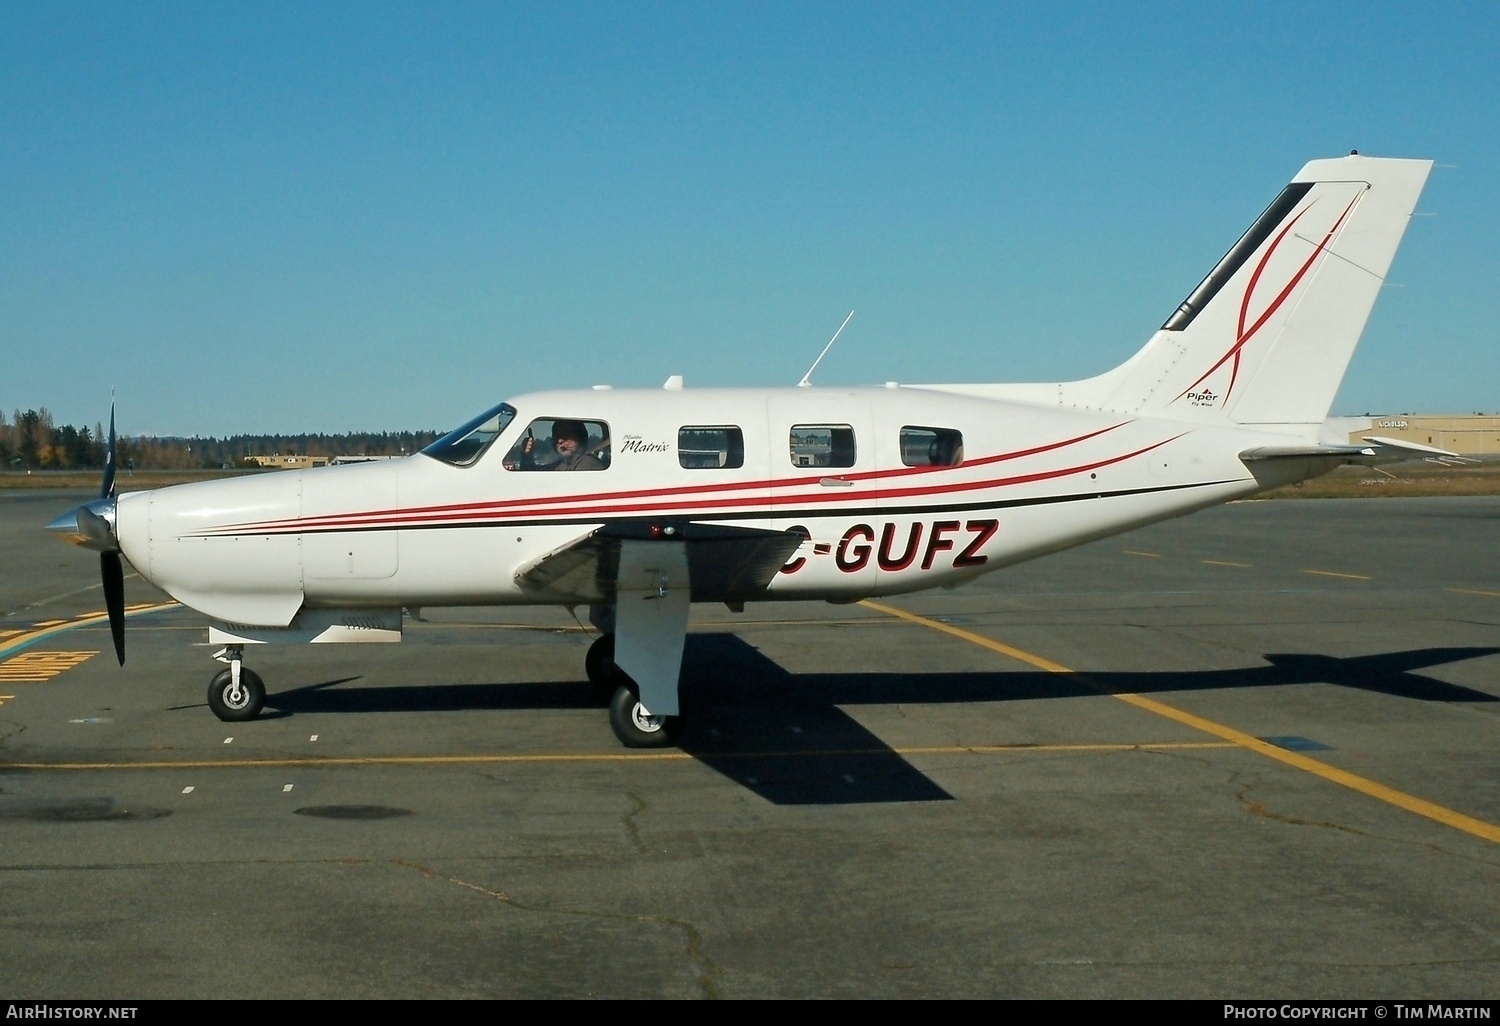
[112,383,1291,627]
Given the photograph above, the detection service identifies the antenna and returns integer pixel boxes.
[797,311,854,388]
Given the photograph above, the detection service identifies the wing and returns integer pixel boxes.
[514,522,805,604]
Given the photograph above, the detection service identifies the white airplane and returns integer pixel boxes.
[49,153,1446,748]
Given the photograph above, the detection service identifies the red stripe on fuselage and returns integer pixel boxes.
[197,422,1131,536]
[189,434,1178,537]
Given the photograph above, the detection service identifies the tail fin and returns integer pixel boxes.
[1066,154,1432,431]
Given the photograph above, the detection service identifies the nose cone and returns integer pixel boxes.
[45,497,118,552]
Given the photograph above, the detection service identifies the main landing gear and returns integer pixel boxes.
[588,633,682,749]
[208,645,265,722]
[197,633,682,746]
[584,633,622,690]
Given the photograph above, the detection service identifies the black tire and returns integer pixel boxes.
[585,634,624,689]
[608,683,682,749]
[208,667,265,722]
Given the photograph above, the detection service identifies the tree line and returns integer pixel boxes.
[1,408,441,471]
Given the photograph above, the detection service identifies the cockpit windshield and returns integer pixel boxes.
[421,403,517,467]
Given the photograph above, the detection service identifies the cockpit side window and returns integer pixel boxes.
[900,426,964,467]
[503,418,611,471]
[421,403,517,467]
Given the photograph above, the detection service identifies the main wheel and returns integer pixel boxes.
[208,667,266,722]
[608,683,682,749]
[585,634,624,689]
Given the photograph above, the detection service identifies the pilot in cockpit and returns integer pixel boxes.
[547,419,605,471]
[515,419,606,471]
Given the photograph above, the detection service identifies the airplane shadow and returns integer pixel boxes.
[262,636,1498,807]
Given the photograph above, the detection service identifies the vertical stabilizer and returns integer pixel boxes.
[1064,155,1431,432]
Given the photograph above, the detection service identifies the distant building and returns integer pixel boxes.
[244,454,330,469]
[329,454,403,465]
[1330,415,1500,456]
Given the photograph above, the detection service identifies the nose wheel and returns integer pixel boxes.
[207,647,265,721]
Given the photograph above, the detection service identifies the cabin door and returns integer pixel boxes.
[766,392,877,593]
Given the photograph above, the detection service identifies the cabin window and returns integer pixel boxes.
[678,426,744,469]
[503,418,611,471]
[900,426,964,467]
[789,424,856,468]
[421,403,517,467]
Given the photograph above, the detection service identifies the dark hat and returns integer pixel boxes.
[553,419,587,443]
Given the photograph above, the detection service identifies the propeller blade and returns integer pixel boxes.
[101,400,117,500]
[102,551,125,666]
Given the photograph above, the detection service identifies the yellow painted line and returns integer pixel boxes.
[0,651,96,682]
[1104,694,1500,844]
[0,741,1235,772]
[1202,559,1251,568]
[902,741,1233,754]
[863,600,1072,673]
[1449,588,1500,599]
[1122,549,1161,558]
[0,630,20,639]
[33,620,66,628]
[1304,569,1372,581]
[861,600,1500,846]
[0,602,178,660]
[6,753,698,770]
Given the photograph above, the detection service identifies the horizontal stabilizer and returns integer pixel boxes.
[1241,437,1456,467]
[1240,444,1376,460]
[1359,435,1458,458]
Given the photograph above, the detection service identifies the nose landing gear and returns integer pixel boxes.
[208,646,265,722]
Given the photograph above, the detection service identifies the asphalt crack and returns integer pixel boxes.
[621,789,648,853]
[394,857,722,998]
[1233,780,1500,867]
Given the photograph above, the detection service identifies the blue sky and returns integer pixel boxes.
[4,1,1496,435]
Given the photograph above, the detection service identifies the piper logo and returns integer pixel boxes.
[1185,389,1219,407]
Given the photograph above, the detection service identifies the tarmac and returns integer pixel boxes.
[1,489,1496,998]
